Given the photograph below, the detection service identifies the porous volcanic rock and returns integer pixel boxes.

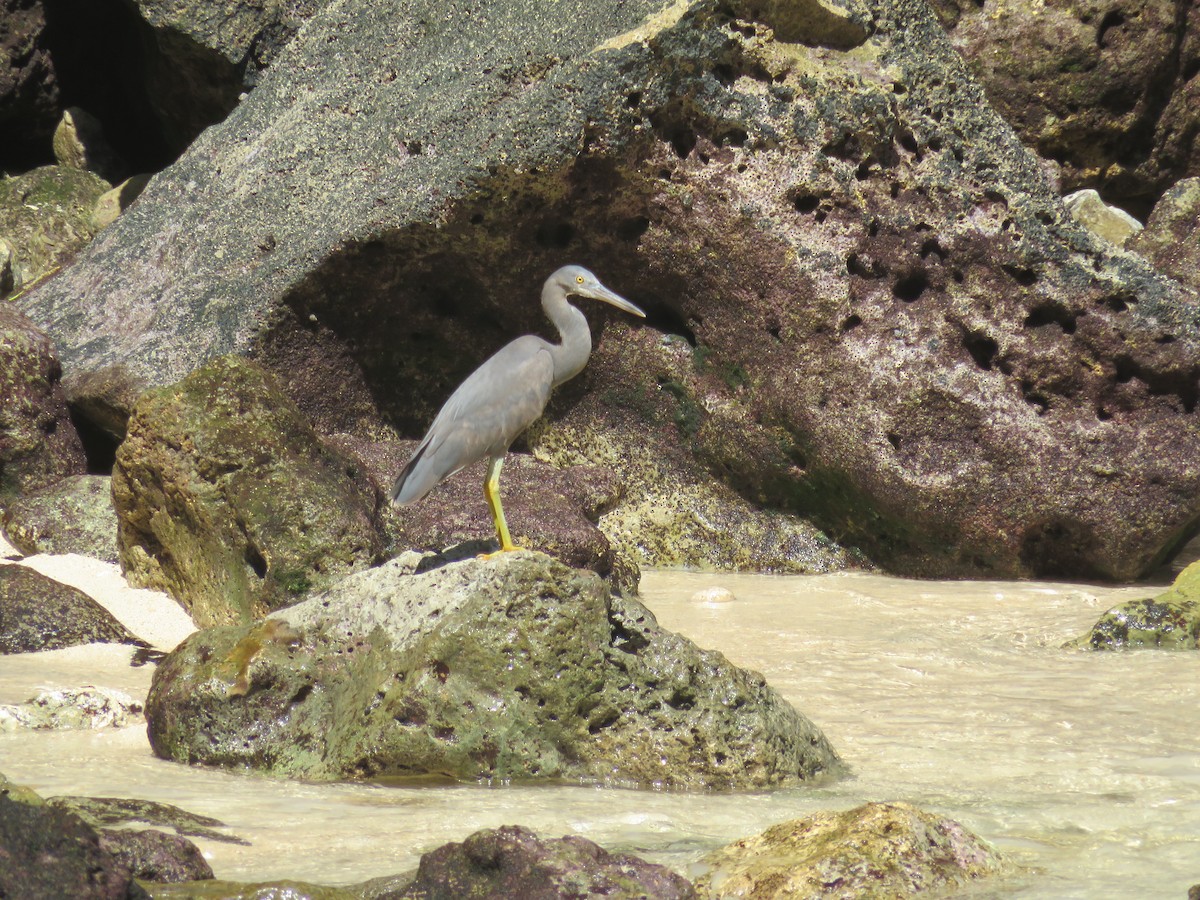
[694,801,1004,899]
[0,304,86,499]
[935,0,1200,218]
[19,0,1200,580]
[0,563,141,653]
[2,473,119,561]
[395,825,696,899]
[112,355,386,626]
[145,551,842,787]
[1068,558,1200,650]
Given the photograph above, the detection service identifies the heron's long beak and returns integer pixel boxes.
[581,284,646,318]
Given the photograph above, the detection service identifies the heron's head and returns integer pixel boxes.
[552,265,646,318]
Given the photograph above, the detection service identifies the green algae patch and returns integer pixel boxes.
[113,355,386,626]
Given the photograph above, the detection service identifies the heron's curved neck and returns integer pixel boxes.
[543,283,592,387]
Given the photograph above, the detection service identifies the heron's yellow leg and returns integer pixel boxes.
[482,456,522,555]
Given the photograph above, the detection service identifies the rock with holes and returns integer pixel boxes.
[112,354,386,626]
[145,550,843,786]
[693,801,1004,899]
[0,304,87,501]
[1067,558,1200,650]
[932,0,1200,219]
[18,0,1200,580]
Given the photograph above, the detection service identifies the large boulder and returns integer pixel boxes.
[112,355,387,626]
[0,304,87,499]
[0,564,142,653]
[935,0,1200,218]
[694,801,1004,899]
[145,551,842,787]
[19,0,1200,579]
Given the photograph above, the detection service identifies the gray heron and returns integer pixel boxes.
[391,265,645,553]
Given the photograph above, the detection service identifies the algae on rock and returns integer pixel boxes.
[146,551,843,788]
[112,355,386,626]
[1068,560,1200,650]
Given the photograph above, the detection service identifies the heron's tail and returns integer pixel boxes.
[391,443,429,505]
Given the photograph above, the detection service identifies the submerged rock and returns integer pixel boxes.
[0,776,149,900]
[20,0,1200,581]
[1068,560,1200,650]
[112,355,386,626]
[693,801,1004,898]
[0,564,143,653]
[0,304,87,499]
[146,551,842,787]
[396,825,696,899]
[0,686,142,731]
[1,473,120,562]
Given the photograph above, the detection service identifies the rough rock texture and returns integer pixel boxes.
[99,828,215,883]
[1130,177,1200,291]
[19,0,1200,580]
[112,355,387,626]
[50,795,246,847]
[0,304,87,499]
[1062,189,1142,245]
[0,686,142,730]
[694,801,1004,899]
[337,432,639,592]
[0,0,60,168]
[145,551,842,786]
[0,164,111,298]
[396,825,696,900]
[1068,558,1200,650]
[0,563,141,653]
[1,473,119,561]
[936,0,1200,219]
[0,779,149,900]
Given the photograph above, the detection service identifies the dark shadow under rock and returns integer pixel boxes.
[146,551,842,788]
[0,563,143,653]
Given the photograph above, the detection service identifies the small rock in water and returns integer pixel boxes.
[690,585,737,604]
[0,686,143,731]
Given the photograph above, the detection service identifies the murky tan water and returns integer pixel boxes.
[2,570,1197,898]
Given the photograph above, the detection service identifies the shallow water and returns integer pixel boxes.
[2,570,1197,898]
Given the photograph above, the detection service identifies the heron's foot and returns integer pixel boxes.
[479,543,525,560]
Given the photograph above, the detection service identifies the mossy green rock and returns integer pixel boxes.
[1067,560,1200,650]
[146,551,842,787]
[2,474,119,562]
[694,801,1003,899]
[0,165,110,298]
[0,564,142,653]
[112,355,385,626]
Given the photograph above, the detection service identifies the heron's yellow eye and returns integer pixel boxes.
[576,275,585,284]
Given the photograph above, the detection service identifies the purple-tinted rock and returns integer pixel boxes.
[0,304,86,499]
[397,825,695,900]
